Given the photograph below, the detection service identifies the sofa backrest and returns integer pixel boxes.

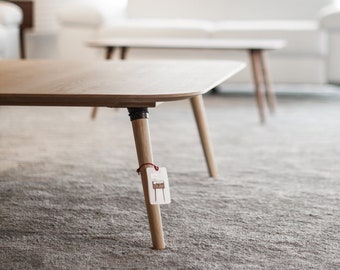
[127,0,333,21]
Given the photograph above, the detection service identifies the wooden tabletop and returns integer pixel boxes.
[87,38,286,51]
[0,60,245,107]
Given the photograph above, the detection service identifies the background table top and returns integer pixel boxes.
[87,38,286,51]
[0,60,245,107]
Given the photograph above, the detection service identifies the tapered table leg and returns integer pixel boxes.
[190,95,218,178]
[91,107,98,119]
[106,46,115,60]
[250,49,266,124]
[260,50,277,113]
[128,108,165,250]
[120,46,129,60]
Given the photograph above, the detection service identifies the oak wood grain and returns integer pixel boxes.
[0,60,245,107]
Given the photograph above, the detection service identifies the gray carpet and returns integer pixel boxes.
[1,87,340,269]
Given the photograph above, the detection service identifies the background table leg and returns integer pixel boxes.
[260,50,277,113]
[91,47,116,120]
[120,47,129,60]
[106,46,115,60]
[190,95,218,178]
[128,108,165,250]
[250,49,266,124]
[91,107,98,119]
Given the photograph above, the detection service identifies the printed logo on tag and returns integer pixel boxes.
[146,167,171,205]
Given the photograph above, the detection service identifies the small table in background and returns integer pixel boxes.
[87,38,285,123]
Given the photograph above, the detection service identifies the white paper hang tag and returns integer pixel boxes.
[146,167,171,205]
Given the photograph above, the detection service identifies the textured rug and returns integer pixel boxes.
[1,87,340,269]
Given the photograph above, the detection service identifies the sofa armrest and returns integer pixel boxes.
[57,2,126,28]
[0,1,23,26]
[319,4,340,29]
[319,3,340,83]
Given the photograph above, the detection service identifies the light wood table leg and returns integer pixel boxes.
[91,47,116,120]
[190,95,218,178]
[250,49,266,124]
[260,50,277,113]
[128,107,165,250]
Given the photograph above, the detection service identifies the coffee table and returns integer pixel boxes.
[0,60,245,250]
[87,38,285,123]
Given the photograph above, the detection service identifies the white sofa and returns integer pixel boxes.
[57,0,340,84]
[0,1,22,59]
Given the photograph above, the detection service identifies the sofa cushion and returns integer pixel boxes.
[98,19,213,38]
[212,20,325,55]
[58,1,126,27]
[127,0,332,21]
[58,4,104,27]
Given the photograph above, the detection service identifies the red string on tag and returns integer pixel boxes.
[136,163,159,175]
